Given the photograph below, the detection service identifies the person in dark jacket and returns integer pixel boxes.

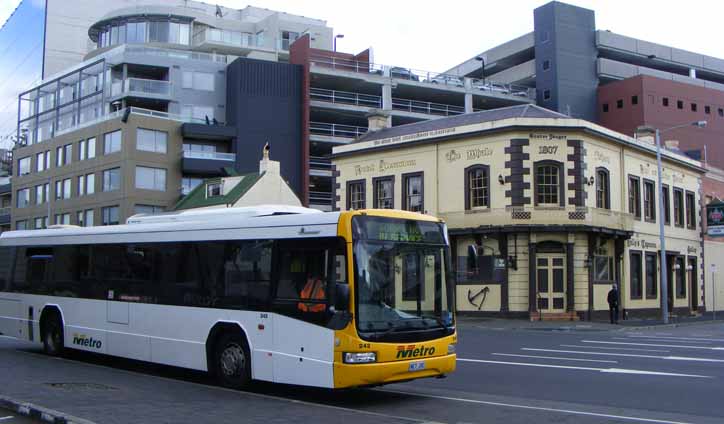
[607,284,619,324]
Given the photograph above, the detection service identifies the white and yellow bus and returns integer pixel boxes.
[0,206,456,389]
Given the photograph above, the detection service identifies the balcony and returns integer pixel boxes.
[182,122,236,141]
[310,88,467,117]
[110,78,172,101]
[309,191,333,210]
[193,28,266,55]
[392,97,465,116]
[181,150,236,175]
[310,122,367,140]
[439,206,634,234]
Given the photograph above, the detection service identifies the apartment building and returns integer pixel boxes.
[332,105,705,319]
[10,1,534,228]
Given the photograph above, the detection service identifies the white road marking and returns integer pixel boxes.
[457,358,710,378]
[613,337,712,344]
[560,344,671,353]
[625,335,724,343]
[582,340,724,351]
[491,353,618,364]
[379,388,694,424]
[523,348,724,363]
[0,416,13,421]
[0,336,16,340]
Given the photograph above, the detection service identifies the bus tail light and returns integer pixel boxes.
[343,352,377,364]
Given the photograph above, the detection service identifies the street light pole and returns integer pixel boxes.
[334,34,344,52]
[475,56,485,85]
[654,128,670,324]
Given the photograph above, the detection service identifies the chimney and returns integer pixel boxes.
[259,142,280,175]
[664,139,680,151]
[366,109,391,132]
[634,126,655,145]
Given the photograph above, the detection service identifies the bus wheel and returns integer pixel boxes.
[215,332,251,389]
[42,313,64,356]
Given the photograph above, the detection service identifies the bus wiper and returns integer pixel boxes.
[422,314,450,329]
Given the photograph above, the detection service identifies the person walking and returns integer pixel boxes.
[607,283,619,324]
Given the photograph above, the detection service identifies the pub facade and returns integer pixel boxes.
[332,106,704,320]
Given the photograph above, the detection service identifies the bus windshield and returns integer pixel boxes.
[352,216,455,341]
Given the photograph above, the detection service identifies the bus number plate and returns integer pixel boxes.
[408,361,425,372]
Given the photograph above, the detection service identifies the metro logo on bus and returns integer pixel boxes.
[72,333,102,349]
[396,344,435,359]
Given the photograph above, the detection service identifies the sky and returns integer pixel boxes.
[0,0,723,147]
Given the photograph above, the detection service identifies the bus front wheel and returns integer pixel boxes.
[214,332,251,389]
[42,313,64,356]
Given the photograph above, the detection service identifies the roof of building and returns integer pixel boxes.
[173,172,264,211]
[355,104,568,144]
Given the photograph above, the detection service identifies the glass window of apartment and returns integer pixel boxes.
[63,143,72,165]
[662,97,669,107]
[256,30,265,46]
[55,178,71,200]
[18,157,30,176]
[78,209,94,227]
[16,188,30,208]
[631,95,638,105]
[79,139,86,160]
[691,103,697,112]
[86,173,95,195]
[346,180,365,210]
[543,89,551,100]
[181,177,202,195]
[34,216,48,230]
[594,256,614,282]
[616,99,623,109]
[677,100,684,109]
[135,166,166,191]
[630,251,643,299]
[628,176,641,219]
[596,168,610,209]
[55,146,63,167]
[54,213,70,225]
[686,191,696,229]
[535,162,561,206]
[104,130,122,154]
[402,173,423,212]
[706,105,711,114]
[373,177,394,209]
[466,165,490,209]
[16,220,27,230]
[102,205,120,226]
[602,103,609,113]
[182,72,214,91]
[135,204,164,215]
[137,128,167,153]
[719,108,724,117]
[206,182,222,198]
[662,185,671,225]
[182,105,214,121]
[645,252,657,299]
[673,188,684,227]
[34,184,47,205]
[643,179,655,222]
[103,168,121,192]
[77,175,86,196]
[675,256,686,298]
[87,137,96,159]
[35,152,46,172]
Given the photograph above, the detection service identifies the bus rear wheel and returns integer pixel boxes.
[214,333,251,389]
[42,314,64,356]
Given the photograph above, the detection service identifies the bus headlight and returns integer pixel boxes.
[447,344,456,354]
[343,352,377,364]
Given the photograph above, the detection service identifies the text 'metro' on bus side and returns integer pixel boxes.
[0,206,456,389]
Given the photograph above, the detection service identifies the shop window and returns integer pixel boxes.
[645,252,657,299]
[673,188,684,227]
[594,256,614,282]
[465,165,490,210]
[628,175,641,219]
[402,172,423,213]
[630,251,643,299]
[346,180,366,210]
[373,176,394,209]
[595,168,610,209]
[662,185,671,225]
[535,161,563,206]
[643,179,656,222]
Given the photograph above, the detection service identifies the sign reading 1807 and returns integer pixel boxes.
[538,145,558,154]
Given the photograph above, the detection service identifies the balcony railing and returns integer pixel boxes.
[110,78,171,97]
[182,151,235,161]
[309,191,332,204]
[0,207,9,216]
[310,156,332,169]
[124,45,232,64]
[438,206,634,232]
[309,54,533,99]
[391,97,465,116]
[310,88,382,108]
[193,28,259,49]
[310,122,367,139]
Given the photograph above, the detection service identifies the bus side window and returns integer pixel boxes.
[222,240,272,310]
[26,247,53,295]
[0,246,14,291]
[10,247,28,293]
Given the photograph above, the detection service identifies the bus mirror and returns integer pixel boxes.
[335,283,350,311]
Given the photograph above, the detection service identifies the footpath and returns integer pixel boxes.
[457,313,724,331]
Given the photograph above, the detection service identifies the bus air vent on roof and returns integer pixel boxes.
[126,204,321,225]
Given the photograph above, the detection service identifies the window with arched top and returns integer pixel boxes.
[596,167,610,210]
[465,165,490,210]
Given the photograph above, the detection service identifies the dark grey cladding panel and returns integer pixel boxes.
[533,2,598,121]
[0,184,10,195]
[226,57,303,197]
[181,157,229,176]
[182,123,237,141]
